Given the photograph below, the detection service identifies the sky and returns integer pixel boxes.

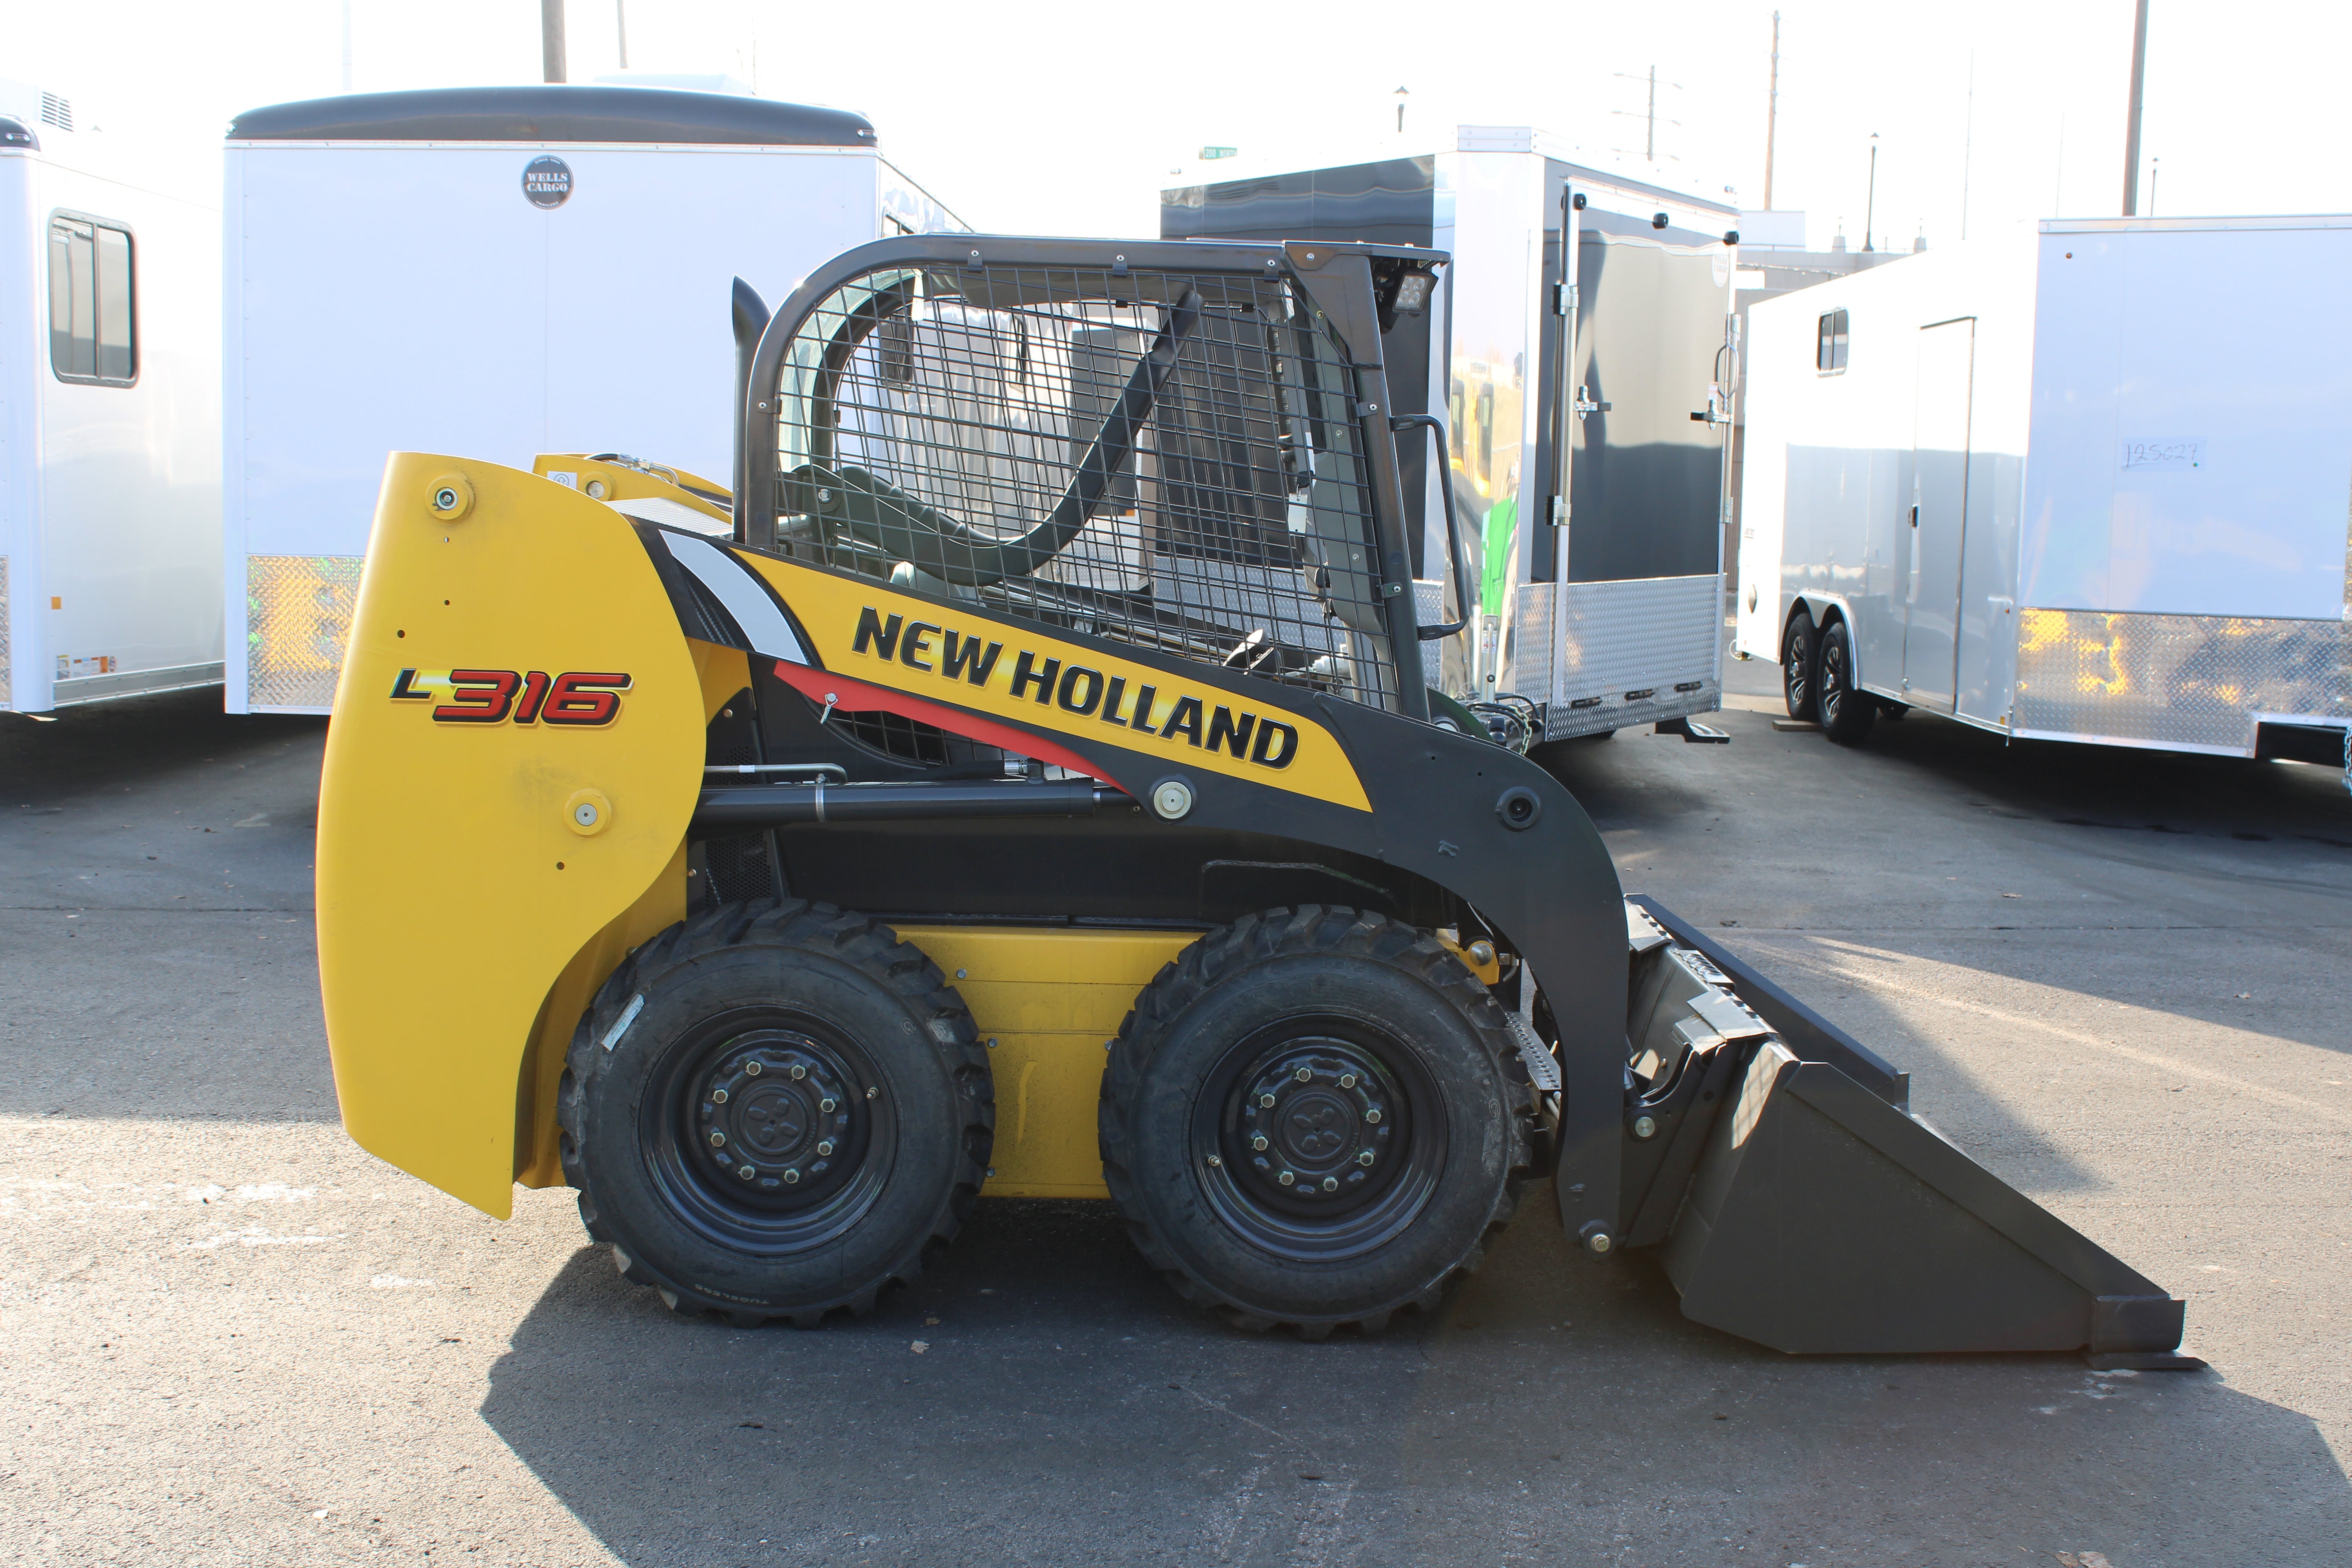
[14,0,2352,249]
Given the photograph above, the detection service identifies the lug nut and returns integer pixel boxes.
[1339,1074,1357,1088]
[711,1088,728,1104]
[1358,1150,1375,1165]
[1294,1067,1312,1082]
[1278,1171,1296,1186]
[820,1098,837,1113]
[1251,1134,1269,1151]
[1632,1114,1658,1140]
[708,1131,726,1148]
[783,1169,801,1185]
[817,1139,834,1156]
[745,1061,762,1076]
[1258,1093,1276,1108]
[1364,1108,1382,1124]
[737,1165,755,1180]
[1321,1176,1339,1192]
[790,1065,806,1080]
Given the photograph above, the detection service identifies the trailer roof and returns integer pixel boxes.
[227,86,875,147]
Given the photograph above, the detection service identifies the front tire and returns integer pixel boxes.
[1782,614,1820,722]
[1099,907,1533,1339]
[1817,617,1877,745]
[559,900,991,1326]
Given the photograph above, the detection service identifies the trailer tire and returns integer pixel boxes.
[558,899,991,1327]
[1816,617,1877,745]
[1782,613,1820,722]
[1100,906,1534,1338]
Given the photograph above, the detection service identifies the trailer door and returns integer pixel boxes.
[1904,317,1975,709]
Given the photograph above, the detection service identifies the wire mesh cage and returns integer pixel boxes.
[766,257,1407,710]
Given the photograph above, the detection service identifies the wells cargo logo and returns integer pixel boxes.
[849,608,1298,769]
[390,668,630,726]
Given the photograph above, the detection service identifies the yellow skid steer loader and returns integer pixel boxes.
[317,236,2193,1362]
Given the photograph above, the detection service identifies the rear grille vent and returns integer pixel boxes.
[39,94,71,132]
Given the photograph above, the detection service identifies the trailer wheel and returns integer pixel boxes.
[1100,906,1533,1338]
[558,899,991,1327]
[1816,617,1877,745]
[1781,614,1820,722]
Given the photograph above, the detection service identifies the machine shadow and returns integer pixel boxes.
[480,1192,2350,1566]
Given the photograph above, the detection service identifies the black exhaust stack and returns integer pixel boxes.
[730,276,771,546]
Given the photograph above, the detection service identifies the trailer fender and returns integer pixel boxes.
[316,454,707,1217]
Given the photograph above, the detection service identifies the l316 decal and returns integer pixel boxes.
[390,668,631,726]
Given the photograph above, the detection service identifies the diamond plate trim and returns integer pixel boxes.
[1523,574,1723,740]
[246,555,363,710]
[2013,609,2350,753]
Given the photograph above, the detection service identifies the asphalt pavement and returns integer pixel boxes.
[3,657,2348,1567]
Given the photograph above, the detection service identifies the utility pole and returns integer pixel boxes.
[1394,86,1409,136]
[616,0,628,69]
[541,0,566,84]
[1960,51,1975,240]
[1863,132,1879,252]
[2149,156,2160,215]
[341,0,354,90]
[2121,0,2149,214]
[1763,13,1780,209]
[1646,65,1658,161]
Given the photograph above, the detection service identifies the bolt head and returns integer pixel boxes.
[790,1064,806,1080]
[708,1130,726,1148]
[1586,1230,1614,1256]
[573,802,598,827]
[1339,1073,1357,1088]
[1364,1108,1382,1124]
[1150,778,1195,820]
[1251,1134,1269,1151]
[737,1165,755,1180]
[1358,1149,1375,1165]
[1465,940,1497,968]
[819,1097,837,1113]
[1258,1093,1276,1108]
[1294,1066,1313,1083]
[815,488,833,503]
[1633,1114,1658,1140]
[585,479,609,500]
[1277,1171,1296,1186]
[745,1060,762,1076]
[783,1168,801,1185]
[817,1139,834,1156]
[431,487,459,511]
[1321,1176,1339,1192]
[711,1088,728,1104]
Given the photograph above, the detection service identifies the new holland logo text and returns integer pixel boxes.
[850,609,1297,769]
[391,668,631,726]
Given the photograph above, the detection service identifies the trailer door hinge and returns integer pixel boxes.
[1549,496,1567,527]
[1552,283,1576,316]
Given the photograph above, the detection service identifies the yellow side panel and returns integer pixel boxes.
[896,927,1198,1199]
[317,454,705,1218]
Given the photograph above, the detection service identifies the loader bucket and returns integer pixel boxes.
[1619,898,2194,1365]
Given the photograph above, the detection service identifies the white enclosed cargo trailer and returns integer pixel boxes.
[0,79,220,714]
[1735,216,2352,764]
[1165,128,1742,746]
[224,85,965,713]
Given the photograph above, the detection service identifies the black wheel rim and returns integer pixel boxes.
[1820,625,1850,724]
[1189,1018,1447,1263]
[1783,624,1812,716]
[639,1007,895,1255]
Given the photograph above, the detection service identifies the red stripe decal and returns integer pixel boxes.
[771,661,1118,786]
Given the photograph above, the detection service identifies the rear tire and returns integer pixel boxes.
[1782,614,1820,722]
[1817,618,1877,746]
[559,900,991,1326]
[1099,906,1533,1337]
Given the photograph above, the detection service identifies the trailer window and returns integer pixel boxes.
[49,215,136,386]
[1815,309,1848,374]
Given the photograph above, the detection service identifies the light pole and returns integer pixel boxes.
[1394,86,1409,136]
[2122,0,2149,214]
[1862,132,1879,252]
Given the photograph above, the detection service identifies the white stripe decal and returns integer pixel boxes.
[663,533,809,665]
